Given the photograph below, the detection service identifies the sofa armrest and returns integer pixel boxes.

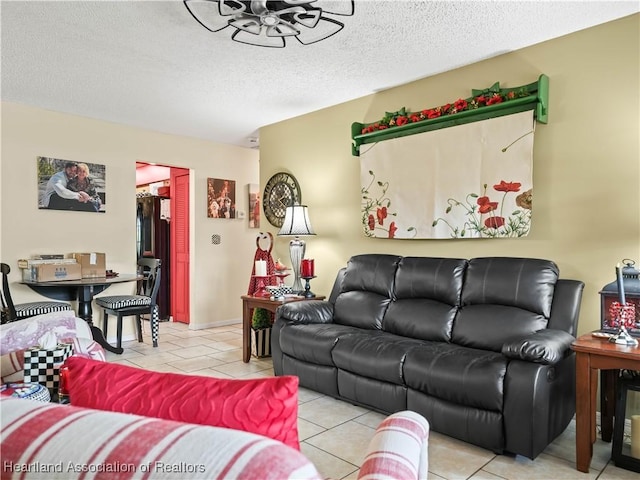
[548,279,585,336]
[276,300,335,325]
[357,410,429,480]
[502,329,575,365]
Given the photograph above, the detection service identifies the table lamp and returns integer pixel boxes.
[278,204,315,294]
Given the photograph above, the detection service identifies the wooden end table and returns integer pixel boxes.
[571,333,640,472]
[241,295,325,363]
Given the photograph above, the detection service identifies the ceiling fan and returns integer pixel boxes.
[184,0,355,48]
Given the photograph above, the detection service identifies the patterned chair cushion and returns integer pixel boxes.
[15,301,71,319]
[95,295,151,309]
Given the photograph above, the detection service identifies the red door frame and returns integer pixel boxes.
[170,168,190,323]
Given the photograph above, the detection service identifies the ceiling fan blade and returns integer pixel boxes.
[292,9,320,29]
[266,21,300,37]
[295,16,343,45]
[308,0,354,16]
[219,0,247,16]
[231,28,285,47]
[229,17,262,35]
[269,6,306,16]
[184,0,235,33]
[281,0,318,5]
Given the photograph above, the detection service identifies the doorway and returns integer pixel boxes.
[135,163,190,324]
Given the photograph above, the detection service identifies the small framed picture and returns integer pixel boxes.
[37,157,106,213]
[207,178,236,218]
[248,183,260,228]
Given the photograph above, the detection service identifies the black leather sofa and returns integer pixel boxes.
[272,254,584,459]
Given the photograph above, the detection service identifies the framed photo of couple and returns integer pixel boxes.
[37,157,106,213]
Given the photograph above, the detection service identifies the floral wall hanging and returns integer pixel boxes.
[360,110,534,239]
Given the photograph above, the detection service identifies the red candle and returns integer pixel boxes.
[301,259,314,277]
[58,364,70,403]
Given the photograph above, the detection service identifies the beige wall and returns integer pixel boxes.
[0,103,260,339]
[259,14,640,335]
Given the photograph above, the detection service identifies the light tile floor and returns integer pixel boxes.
[106,321,637,480]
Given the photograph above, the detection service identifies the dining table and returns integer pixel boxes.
[22,274,142,354]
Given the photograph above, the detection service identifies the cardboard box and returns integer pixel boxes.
[26,263,82,282]
[70,253,106,279]
[18,258,77,269]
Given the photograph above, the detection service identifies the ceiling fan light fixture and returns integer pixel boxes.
[262,15,279,26]
[184,0,354,48]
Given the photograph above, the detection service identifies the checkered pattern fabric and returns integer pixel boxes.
[95,295,151,309]
[23,342,73,396]
[15,301,71,319]
[151,304,159,347]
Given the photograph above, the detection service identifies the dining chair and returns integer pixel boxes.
[1,262,73,324]
[95,258,161,350]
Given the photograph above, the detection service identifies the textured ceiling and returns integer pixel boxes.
[2,1,638,149]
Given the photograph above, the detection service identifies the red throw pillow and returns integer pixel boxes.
[64,356,300,449]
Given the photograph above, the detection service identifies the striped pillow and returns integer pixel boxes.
[1,397,322,480]
[357,410,430,480]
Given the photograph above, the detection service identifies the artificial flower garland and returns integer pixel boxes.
[361,87,532,135]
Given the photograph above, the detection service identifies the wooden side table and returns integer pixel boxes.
[241,295,325,363]
[571,333,640,472]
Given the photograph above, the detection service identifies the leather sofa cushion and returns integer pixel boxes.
[341,254,401,296]
[404,343,507,411]
[394,257,467,305]
[453,305,549,352]
[279,323,358,366]
[334,291,390,329]
[332,331,425,385]
[461,257,558,317]
[384,299,456,342]
[383,257,466,341]
[333,255,399,329]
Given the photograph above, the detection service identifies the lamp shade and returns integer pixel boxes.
[278,205,315,237]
